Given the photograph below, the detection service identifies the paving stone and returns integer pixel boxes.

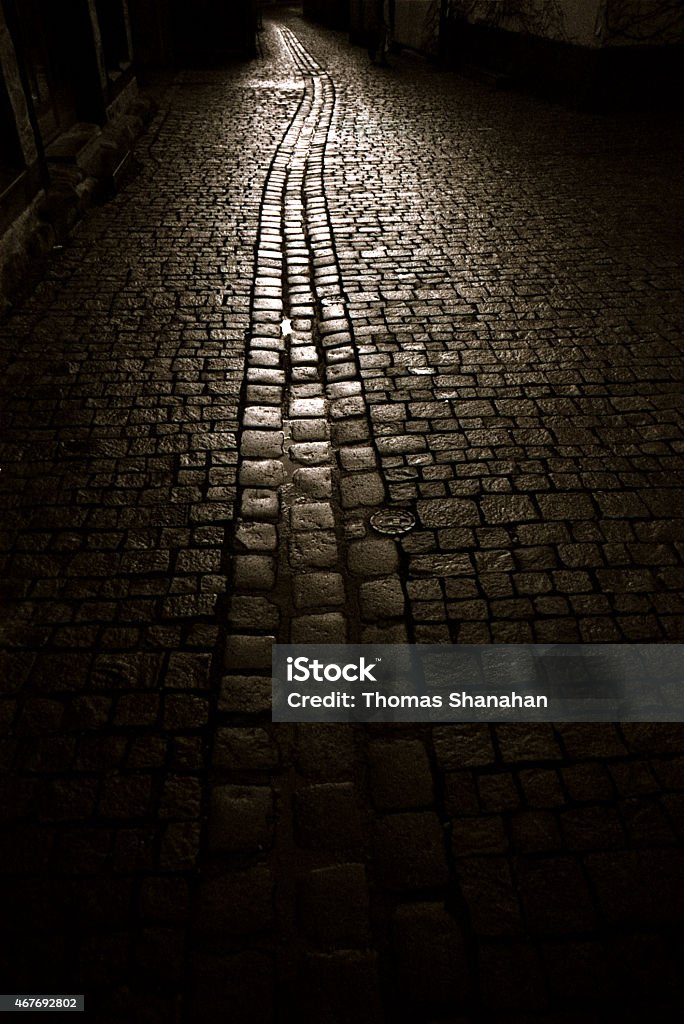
[139,877,192,924]
[213,727,279,771]
[239,430,284,458]
[243,406,283,430]
[451,816,508,856]
[332,418,371,444]
[330,395,366,419]
[248,349,281,368]
[238,459,285,488]
[338,446,377,472]
[290,417,330,441]
[246,366,285,386]
[510,810,564,853]
[298,864,370,948]
[208,784,273,852]
[537,493,596,520]
[360,622,410,643]
[391,903,472,1004]
[218,675,272,716]
[495,725,563,762]
[289,396,326,418]
[433,725,497,768]
[291,345,319,365]
[160,775,202,820]
[326,360,357,382]
[246,385,282,405]
[295,783,364,856]
[293,466,333,498]
[289,530,338,569]
[160,823,201,872]
[478,941,547,1011]
[327,380,362,401]
[289,441,331,465]
[293,572,345,609]
[228,596,280,631]
[515,856,596,934]
[560,805,625,851]
[413,497,479,528]
[234,521,278,552]
[339,471,385,508]
[368,740,433,810]
[477,773,520,811]
[480,495,538,524]
[224,634,274,672]
[359,578,405,620]
[584,849,684,924]
[232,554,276,591]
[373,812,449,890]
[291,501,335,531]
[347,538,399,576]
[194,866,274,935]
[240,487,280,521]
[376,434,427,455]
[456,856,523,938]
[294,724,356,780]
[291,612,348,643]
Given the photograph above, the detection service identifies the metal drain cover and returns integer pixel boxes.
[369,509,416,536]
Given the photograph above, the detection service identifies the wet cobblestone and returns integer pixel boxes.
[0,6,683,1022]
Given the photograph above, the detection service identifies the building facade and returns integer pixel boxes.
[340,0,683,105]
[0,0,148,310]
[0,0,258,311]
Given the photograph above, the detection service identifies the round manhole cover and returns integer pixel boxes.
[369,509,416,536]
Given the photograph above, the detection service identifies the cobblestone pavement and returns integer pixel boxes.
[1,7,684,1022]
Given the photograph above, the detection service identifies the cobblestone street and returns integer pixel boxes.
[1,6,684,1022]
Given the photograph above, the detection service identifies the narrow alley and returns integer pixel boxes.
[1,5,683,1022]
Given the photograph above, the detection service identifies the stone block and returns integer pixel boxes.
[391,902,471,1004]
[228,596,280,631]
[368,740,434,810]
[294,724,356,780]
[208,784,273,852]
[218,675,272,715]
[339,472,384,508]
[417,497,480,527]
[293,572,345,609]
[295,783,364,856]
[298,864,370,948]
[432,725,496,769]
[359,578,405,620]
[291,613,347,644]
[515,855,596,934]
[213,727,279,770]
[372,812,449,890]
[194,866,273,934]
[289,530,339,569]
[224,634,274,672]
[291,502,335,531]
[347,538,398,576]
[456,857,523,937]
[294,466,332,498]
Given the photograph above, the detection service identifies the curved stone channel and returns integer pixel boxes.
[227,25,409,657]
